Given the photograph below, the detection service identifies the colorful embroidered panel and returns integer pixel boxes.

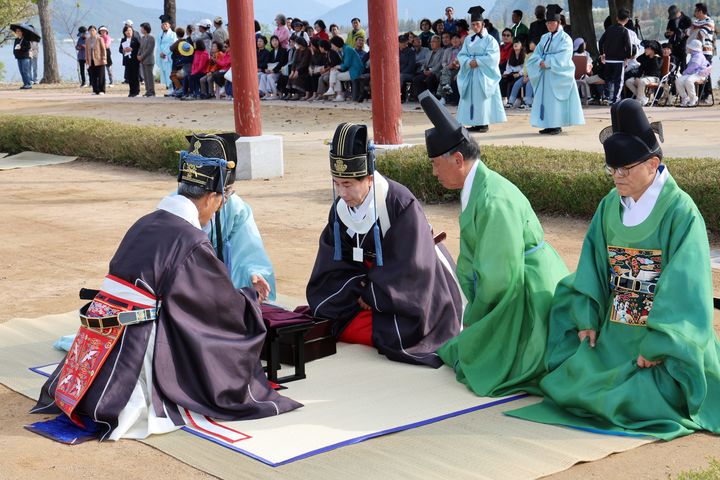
[55,275,156,427]
[607,246,662,326]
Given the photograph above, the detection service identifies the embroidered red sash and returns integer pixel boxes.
[55,275,156,427]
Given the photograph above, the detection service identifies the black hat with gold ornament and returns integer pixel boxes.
[329,123,375,178]
[178,132,240,193]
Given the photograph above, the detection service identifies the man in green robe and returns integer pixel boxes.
[418,91,568,396]
[507,99,720,440]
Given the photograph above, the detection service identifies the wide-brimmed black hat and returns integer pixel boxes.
[329,123,373,178]
[159,14,172,23]
[545,4,563,22]
[178,133,240,193]
[600,99,663,168]
[468,6,485,22]
[10,23,41,42]
[419,90,472,158]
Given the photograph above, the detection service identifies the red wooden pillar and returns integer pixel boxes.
[227,0,262,136]
[367,0,402,144]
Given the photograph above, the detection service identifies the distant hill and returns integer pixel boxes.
[116,0,333,26]
[49,0,214,37]
[317,0,498,27]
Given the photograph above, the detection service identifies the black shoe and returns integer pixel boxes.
[128,93,138,97]
[468,125,489,133]
[540,127,562,135]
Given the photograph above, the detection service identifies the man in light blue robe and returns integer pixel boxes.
[156,17,177,94]
[456,6,506,133]
[205,192,277,302]
[525,4,584,135]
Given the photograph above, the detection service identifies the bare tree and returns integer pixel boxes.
[164,0,176,30]
[608,0,634,23]
[569,0,598,57]
[0,0,36,47]
[53,0,90,54]
[35,0,61,83]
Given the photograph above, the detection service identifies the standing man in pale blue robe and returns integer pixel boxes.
[525,4,584,135]
[456,6,506,133]
[156,16,177,95]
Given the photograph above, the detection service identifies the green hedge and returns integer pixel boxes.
[377,145,720,232]
[0,115,190,172]
[1,115,718,232]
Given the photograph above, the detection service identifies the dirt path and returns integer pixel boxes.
[0,84,718,479]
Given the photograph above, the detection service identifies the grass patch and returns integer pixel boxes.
[0,115,191,172]
[377,145,720,233]
[1,115,718,232]
[676,458,720,480]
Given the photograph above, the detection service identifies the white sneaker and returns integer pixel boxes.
[333,94,345,102]
[324,89,336,97]
[640,98,649,106]
[98,92,105,95]
[108,83,114,88]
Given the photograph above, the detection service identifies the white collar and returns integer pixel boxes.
[461,160,480,212]
[157,194,202,230]
[620,165,669,227]
[336,172,391,236]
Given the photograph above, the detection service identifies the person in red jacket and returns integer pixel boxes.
[184,39,209,100]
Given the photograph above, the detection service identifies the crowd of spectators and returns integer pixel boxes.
[55,3,716,108]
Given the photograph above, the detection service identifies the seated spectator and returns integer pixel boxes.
[278,37,296,99]
[354,37,369,64]
[573,37,593,75]
[200,41,226,99]
[329,24,340,38]
[184,38,209,100]
[316,38,342,98]
[507,39,534,109]
[440,31,452,49]
[419,18,433,48]
[499,28,513,73]
[291,19,310,46]
[502,39,525,106]
[625,41,662,106]
[432,19,445,36]
[259,35,288,99]
[313,20,329,40]
[407,31,417,45]
[169,27,187,96]
[307,38,325,101]
[675,39,711,107]
[254,36,271,93]
[288,36,310,100]
[212,38,232,99]
[398,34,416,102]
[455,19,469,39]
[412,35,443,98]
[484,19,500,43]
[436,32,462,104]
[325,36,364,102]
[581,54,610,105]
[412,36,430,73]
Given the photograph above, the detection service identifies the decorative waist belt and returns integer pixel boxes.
[79,305,157,329]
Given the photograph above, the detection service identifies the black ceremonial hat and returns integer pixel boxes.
[599,99,663,168]
[178,132,240,193]
[159,14,171,23]
[419,90,472,158]
[468,6,485,22]
[329,123,373,178]
[546,4,563,21]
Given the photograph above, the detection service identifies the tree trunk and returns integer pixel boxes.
[164,0,176,30]
[36,0,60,83]
[569,0,598,57]
[608,0,634,23]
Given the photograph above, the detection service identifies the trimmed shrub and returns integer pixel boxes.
[1,115,718,232]
[377,145,720,232]
[0,115,191,172]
